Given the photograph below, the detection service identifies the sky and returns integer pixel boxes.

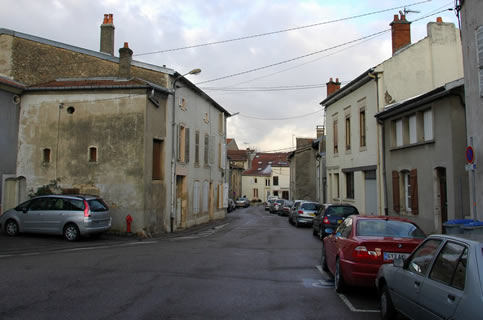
[0,0,459,153]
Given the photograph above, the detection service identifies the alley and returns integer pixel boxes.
[0,205,379,320]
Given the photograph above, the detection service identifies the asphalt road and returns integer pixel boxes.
[0,205,380,320]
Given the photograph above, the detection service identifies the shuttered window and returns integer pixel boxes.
[204,134,209,165]
[195,131,200,165]
[185,127,190,163]
[193,181,200,214]
[423,110,433,141]
[392,171,400,213]
[410,169,419,215]
[409,115,417,144]
[202,181,209,212]
[152,139,163,180]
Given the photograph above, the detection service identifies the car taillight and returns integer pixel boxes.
[323,217,329,224]
[83,200,91,217]
[298,210,303,215]
[353,246,378,260]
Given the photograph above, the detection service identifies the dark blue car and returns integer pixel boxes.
[313,204,359,240]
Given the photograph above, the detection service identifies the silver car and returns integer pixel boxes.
[376,233,483,320]
[0,194,111,241]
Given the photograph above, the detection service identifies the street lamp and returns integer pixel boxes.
[170,68,201,232]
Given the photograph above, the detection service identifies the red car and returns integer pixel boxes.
[321,215,426,293]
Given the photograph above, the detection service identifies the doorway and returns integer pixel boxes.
[176,175,187,228]
[436,167,448,232]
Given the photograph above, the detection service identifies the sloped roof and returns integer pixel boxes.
[0,75,26,90]
[242,152,289,176]
[227,149,250,161]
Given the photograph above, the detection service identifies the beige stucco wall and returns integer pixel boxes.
[325,80,378,214]
[17,91,148,232]
[242,166,290,202]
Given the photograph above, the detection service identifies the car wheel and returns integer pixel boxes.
[319,230,324,241]
[380,284,397,320]
[321,243,329,272]
[5,219,19,236]
[335,258,346,293]
[295,219,299,228]
[64,223,80,241]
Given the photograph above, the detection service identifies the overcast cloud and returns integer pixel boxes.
[0,0,458,152]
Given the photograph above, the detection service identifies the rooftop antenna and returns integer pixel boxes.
[401,7,420,16]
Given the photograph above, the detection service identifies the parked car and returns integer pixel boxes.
[289,201,321,227]
[270,199,286,215]
[235,197,250,208]
[279,200,293,217]
[313,203,359,240]
[321,215,425,293]
[288,200,305,224]
[0,194,111,241]
[227,199,236,212]
[376,233,483,320]
[265,198,276,211]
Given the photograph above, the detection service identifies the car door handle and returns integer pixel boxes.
[414,281,420,287]
[448,294,455,302]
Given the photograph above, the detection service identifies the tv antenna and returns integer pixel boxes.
[400,7,420,16]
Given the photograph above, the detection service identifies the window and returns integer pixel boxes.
[423,109,433,141]
[333,119,338,154]
[178,96,187,110]
[178,126,185,162]
[274,191,279,196]
[254,178,258,183]
[409,114,417,144]
[407,239,442,275]
[89,147,97,162]
[202,181,209,212]
[273,176,279,186]
[360,109,366,147]
[346,172,354,199]
[195,131,200,165]
[219,143,226,169]
[345,115,351,150]
[265,179,270,186]
[43,148,51,163]
[218,112,224,135]
[152,139,164,180]
[253,188,259,198]
[395,119,403,147]
[402,169,419,214]
[334,173,340,199]
[193,181,200,214]
[204,134,209,165]
[430,242,467,290]
[403,171,411,212]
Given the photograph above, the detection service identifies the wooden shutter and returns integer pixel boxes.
[410,169,418,215]
[185,127,190,163]
[392,171,400,213]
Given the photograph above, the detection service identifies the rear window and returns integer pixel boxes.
[87,199,109,212]
[301,203,321,211]
[326,206,358,217]
[276,200,284,204]
[356,219,426,238]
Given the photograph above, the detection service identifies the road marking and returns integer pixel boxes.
[338,294,379,313]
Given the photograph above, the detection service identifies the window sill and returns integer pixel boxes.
[343,198,355,203]
[359,146,367,152]
[390,139,434,151]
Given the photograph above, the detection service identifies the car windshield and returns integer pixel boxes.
[301,203,321,211]
[275,200,284,204]
[356,219,426,238]
[326,206,358,216]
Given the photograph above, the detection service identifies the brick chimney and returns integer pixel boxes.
[100,14,115,56]
[326,78,341,96]
[390,13,411,54]
[119,42,133,78]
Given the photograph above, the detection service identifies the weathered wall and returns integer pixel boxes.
[460,0,483,221]
[0,34,169,88]
[0,89,20,211]
[17,91,147,232]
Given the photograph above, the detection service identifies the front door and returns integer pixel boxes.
[437,167,448,230]
[365,170,377,215]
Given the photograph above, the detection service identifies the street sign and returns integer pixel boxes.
[466,146,475,164]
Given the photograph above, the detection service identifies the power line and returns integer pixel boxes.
[229,109,323,121]
[195,29,390,85]
[133,0,431,56]
[202,81,350,92]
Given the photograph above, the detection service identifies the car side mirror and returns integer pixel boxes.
[393,258,404,268]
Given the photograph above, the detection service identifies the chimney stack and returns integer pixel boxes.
[390,13,411,54]
[100,13,115,56]
[326,77,341,97]
[119,42,133,78]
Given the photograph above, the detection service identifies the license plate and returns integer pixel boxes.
[337,219,343,224]
[310,213,315,216]
[384,252,409,261]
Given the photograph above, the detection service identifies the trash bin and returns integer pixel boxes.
[462,221,483,235]
[443,219,475,234]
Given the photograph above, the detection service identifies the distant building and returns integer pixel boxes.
[288,137,319,201]
[242,153,290,202]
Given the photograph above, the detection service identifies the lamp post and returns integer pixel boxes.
[170,68,201,233]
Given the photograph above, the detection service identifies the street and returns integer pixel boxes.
[0,205,380,320]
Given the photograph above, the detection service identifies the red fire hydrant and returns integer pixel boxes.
[126,214,133,233]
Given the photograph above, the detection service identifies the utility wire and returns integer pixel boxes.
[196,29,390,85]
[133,0,431,56]
[230,109,323,121]
[202,81,350,92]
